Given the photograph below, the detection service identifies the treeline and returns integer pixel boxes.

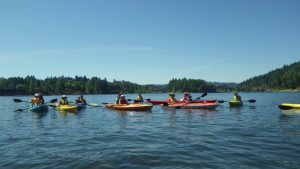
[0,76,238,96]
[239,61,300,91]
[168,78,217,93]
[0,76,167,96]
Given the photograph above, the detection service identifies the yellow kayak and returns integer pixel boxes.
[279,103,300,110]
[229,101,243,107]
[57,105,78,112]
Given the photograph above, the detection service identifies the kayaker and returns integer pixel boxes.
[167,93,178,104]
[75,95,87,104]
[118,95,129,105]
[233,92,242,102]
[115,93,122,104]
[31,93,45,106]
[58,95,69,106]
[135,93,144,102]
[182,92,192,102]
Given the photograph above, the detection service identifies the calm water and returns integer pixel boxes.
[1,93,300,169]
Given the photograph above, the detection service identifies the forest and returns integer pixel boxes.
[0,76,223,96]
[0,76,166,96]
[239,61,300,91]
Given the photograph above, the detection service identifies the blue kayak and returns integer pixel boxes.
[76,104,87,110]
[30,104,49,112]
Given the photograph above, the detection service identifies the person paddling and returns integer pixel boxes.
[58,95,69,106]
[182,92,192,102]
[118,95,129,105]
[167,93,178,104]
[115,93,122,104]
[75,95,87,104]
[31,93,45,106]
[135,93,144,103]
[233,92,242,102]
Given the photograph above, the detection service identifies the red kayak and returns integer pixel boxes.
[147,99,217,105]
[167,102,218,110]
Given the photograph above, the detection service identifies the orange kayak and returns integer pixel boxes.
[105,103,153,111]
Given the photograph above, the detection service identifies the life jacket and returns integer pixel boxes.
[32,98,43,105]
[119,99,128,105]
[183,95,191,102]
[78,98,86,104]
[136,96,144,102]
[168,97,178,104]
[60,99,69,105]
[233,95,242,101]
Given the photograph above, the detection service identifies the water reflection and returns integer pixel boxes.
[116,110,152,128]
[185,109,217,116]
[59,111,78,118]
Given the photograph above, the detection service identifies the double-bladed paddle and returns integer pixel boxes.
[194,93,208,100]
[218,99,256,104]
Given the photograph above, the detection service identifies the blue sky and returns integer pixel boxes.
[0,0,299,84]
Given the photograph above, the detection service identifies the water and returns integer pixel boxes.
[1,93,300,169]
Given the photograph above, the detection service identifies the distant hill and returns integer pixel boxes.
[239,61,300,91]
[209,82,238,92]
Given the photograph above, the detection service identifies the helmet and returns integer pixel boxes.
[62,95,67,98]
[121,95,125,98]
[34,93,39,97]
[169,93,175,96]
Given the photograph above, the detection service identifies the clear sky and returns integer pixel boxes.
[0,0,299,84]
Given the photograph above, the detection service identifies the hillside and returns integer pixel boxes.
[239,61,300,91]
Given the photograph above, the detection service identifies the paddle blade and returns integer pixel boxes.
[278,105,293,110]
[88,103,99,107]
[15,108,25,112]
[49,99,58,103]
[201,93,208,98]
[248,99,256,103]
[218,100,225,103]
[13,99,22,103]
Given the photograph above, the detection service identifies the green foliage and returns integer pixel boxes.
[239,61,300,91]
[167,78,217,93]
[0,76,167,96]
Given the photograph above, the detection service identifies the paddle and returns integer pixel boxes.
[218,99,256,104]
[194,93,208,100]
[13,98,31,103]
[278,105,293,110]
[87,103,100,107]
[14,99,58,112]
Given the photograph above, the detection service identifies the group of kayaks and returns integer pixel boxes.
[29,103,87,113]
[104,99,247,112]
[19,96,300,113]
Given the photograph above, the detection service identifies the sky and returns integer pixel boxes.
[0,0,299,84]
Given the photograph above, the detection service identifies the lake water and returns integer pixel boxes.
[0,93,300,169]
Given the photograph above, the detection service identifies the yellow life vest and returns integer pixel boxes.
[60,99,69,105]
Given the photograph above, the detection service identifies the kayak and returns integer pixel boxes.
[147,100,167,105]
[105,103,153,111]
[147,100,217,105]
[76,103,87,110]
[167,102,218,110]
[30,104,49,112]
[229,101,243,107]
[57,105,78,112]
[279,103,300,110]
